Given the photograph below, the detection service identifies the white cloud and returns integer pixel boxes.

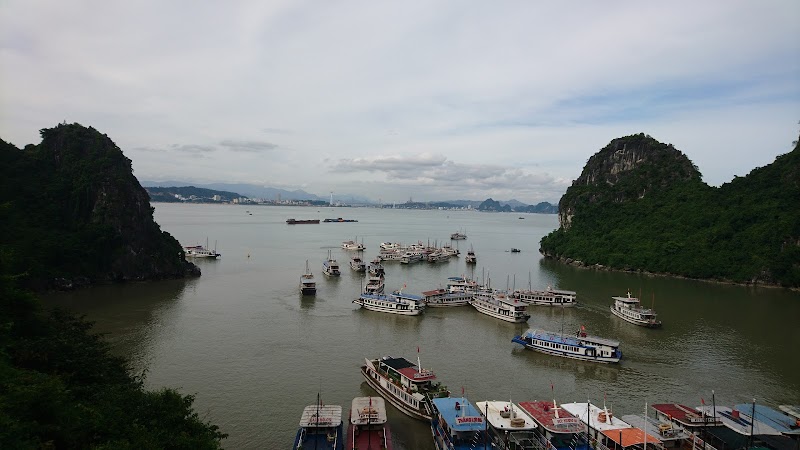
[1,0,798,203]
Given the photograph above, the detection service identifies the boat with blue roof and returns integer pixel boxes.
[293,399,344,450]
[430,397,495,449]
[512,327,622,363]
[353,289,425,315]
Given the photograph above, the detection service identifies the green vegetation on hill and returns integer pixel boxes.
[0,123,225,447]
[540,133,800,287]
[0,123,198,289]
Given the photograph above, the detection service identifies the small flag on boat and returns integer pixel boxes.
[461,386,465,396]
[701,398,705,405]
[580,325,585,331]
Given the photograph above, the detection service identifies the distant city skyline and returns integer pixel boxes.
[2,1,798,204]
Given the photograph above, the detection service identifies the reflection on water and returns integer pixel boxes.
[42,204,800,449]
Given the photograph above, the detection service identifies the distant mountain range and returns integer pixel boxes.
[140,180,556,212]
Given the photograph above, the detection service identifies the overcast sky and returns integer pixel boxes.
[2,1,799,203]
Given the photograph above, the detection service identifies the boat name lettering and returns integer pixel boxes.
[456,416,484,424]
[552,417,580,425]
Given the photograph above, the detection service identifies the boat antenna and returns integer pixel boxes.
[528,272,532,291]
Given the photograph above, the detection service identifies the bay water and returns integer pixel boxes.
[45,204,800,449]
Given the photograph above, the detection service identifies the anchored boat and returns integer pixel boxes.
[360,355,449,421]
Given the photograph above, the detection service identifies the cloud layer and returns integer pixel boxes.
[2,1,798,203]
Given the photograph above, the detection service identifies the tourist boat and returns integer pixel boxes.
[650,404,721,430]
[560,402,632,443]
[324,218,358,222]
[450,231,467,240]
[360,355,449,421]
[293,399,344,450]
[183,238,220,258]
[427,250,450,263]
[610,291,662,328]
[474,400,539,449]
[422,287,473,307]
[350,256,366,272]
[518,400,589,450]
[441,243,460,257]
[695,405,783,436]
[621,413,691,449]
[364,274,385,295]
[379,242,401,251]
[342,239,366,251]
[512,286,577,307]
[430,397,493,450]
[471,291,530,323]
[465,246,476,264]
[512,327,622,363]
[368,258,385,276]
[510,248,521,253]
[300,260,316,295]
[378,250,404,262]
[353,290,425,315]
[286,218,321,224]
[778,405,800,421]
[346,397,393,450]
[400,251,423,264]
[323,251,341,277]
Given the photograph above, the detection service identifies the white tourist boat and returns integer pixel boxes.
[400,251,423,264]
[342,239,366,251]
[183,238,220,259]
[512,327,622,363]
[560,402,632,443]
[450,231,467,240]
[512,286,577,307]
[379,242,401,251]
[378,250,404,261]
[350,256,366,272]
[427,250,450,263]
[353,290,425,315]
[610,291,662,328]
[300,260,316,295]
[471,291,530,323]
[421,287,473,307]
[323,250,341,277]
[360,355,449,421]
[367,258,385,276]
[474,400,539,449]
[364,274,385,295]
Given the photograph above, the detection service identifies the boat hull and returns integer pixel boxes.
[300,286,316,295]
[360,366,431,421]
[610,306,662,328]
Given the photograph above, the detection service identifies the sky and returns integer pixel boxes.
[2,1,799,204]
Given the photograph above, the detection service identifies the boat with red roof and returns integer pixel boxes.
[346,396,393,450]
[361,355,449,421]
[518,400,589,450]
[650,404,721,430]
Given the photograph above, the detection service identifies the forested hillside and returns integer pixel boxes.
[540,133,800,287]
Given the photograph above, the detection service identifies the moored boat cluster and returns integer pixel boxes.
[296,353,800,450]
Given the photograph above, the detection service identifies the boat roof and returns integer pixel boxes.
[778,405,800,420]
[561,403,632,432]
[391,291,424,301]
[518,400,584,434]
[696,405,782,436]
[651,403,705,423]
[612,296,640,304]
[522,329,620,348]
[350,397,387,425]
[378,356,436,381]
[432,397,487,431]
[600,427,662,447]
[621,414,691,442]
[299,404,342,427]
[733,404,799,433]
[475,401,538,431]
[422,289,447,296]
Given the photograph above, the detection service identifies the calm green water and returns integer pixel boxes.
[45,204,800,449]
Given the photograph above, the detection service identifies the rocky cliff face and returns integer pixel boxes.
[558,133,700,230]
[0,123,199,289]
